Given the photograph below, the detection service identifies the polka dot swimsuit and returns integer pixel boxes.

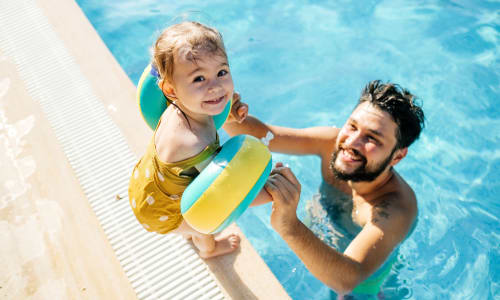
[128,134,220,234]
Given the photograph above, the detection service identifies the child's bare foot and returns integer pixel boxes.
[182,234,192,240]
[199,234,240,259]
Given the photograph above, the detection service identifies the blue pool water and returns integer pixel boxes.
[76,1,500,299]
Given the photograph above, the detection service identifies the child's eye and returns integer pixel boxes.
[193,76,205,82]
[218,69,228,77]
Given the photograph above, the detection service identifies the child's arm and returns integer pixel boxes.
[250,188,273,207]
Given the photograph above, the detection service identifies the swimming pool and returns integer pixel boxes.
[76,0,499,299]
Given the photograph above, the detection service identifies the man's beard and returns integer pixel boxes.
[330,145,395,182]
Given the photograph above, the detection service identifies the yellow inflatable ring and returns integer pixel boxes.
[181,135,272,234]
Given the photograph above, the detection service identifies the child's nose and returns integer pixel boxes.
[208,81,223,94]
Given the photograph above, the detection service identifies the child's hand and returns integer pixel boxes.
[228,92,248,124]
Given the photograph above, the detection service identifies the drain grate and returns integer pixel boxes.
[0,1,225,299]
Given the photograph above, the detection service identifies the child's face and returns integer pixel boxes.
[165,51,234,118]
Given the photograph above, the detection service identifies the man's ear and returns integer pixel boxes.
[391,147,407,166]
[157,79,177,100]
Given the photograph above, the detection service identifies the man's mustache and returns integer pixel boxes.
[337,144,367,164]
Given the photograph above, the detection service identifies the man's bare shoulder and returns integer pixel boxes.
[370,174,417,238]
[316,127,347,188]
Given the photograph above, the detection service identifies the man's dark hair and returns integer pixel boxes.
[359,80,425,149]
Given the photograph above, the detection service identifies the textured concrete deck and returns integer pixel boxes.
[0,0,290,299]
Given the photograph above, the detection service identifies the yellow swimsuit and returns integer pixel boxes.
[128,133,220,234]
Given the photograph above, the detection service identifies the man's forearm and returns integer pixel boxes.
[223,115,270,138]
[280,220,363,294]
[224,115,330,155]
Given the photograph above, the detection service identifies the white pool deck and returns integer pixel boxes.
[0,0,290,299]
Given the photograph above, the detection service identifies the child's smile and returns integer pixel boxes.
[164,51,234,120]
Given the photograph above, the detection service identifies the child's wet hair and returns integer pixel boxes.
[152,21,228,85]
[151,21,228,126]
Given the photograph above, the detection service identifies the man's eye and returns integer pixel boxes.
[218,69,228,77]
[193,76,205,82]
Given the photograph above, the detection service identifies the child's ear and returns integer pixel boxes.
[158,79,177,100]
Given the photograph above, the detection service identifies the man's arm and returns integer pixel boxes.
[265,165,414,294]
[224,94,338,157]
[224,114,338,157]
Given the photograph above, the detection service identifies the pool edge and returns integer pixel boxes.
[31,0,290,299]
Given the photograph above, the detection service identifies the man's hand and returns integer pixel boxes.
[227,92,248,124]
[265,162,302,236]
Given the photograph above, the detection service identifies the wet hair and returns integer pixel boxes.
[151,21,228,125]
[358,80,425,149]
[152,21,227,87]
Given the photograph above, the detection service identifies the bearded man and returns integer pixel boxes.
[225,80,425,297]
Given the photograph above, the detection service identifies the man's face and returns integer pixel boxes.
[331,102,400,182]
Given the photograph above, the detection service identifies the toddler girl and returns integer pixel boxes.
[129,21,270,258]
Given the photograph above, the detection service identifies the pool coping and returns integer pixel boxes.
[0,0,290,299]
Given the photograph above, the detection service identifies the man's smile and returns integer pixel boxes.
[338,146,365,164]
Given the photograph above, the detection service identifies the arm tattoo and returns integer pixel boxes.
[372,199,391,224]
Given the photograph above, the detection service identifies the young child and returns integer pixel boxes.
[128,21,270,258]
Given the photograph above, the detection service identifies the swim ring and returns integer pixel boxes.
[181,135,272,234]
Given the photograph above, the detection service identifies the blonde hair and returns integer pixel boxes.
[152,21,228,85]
